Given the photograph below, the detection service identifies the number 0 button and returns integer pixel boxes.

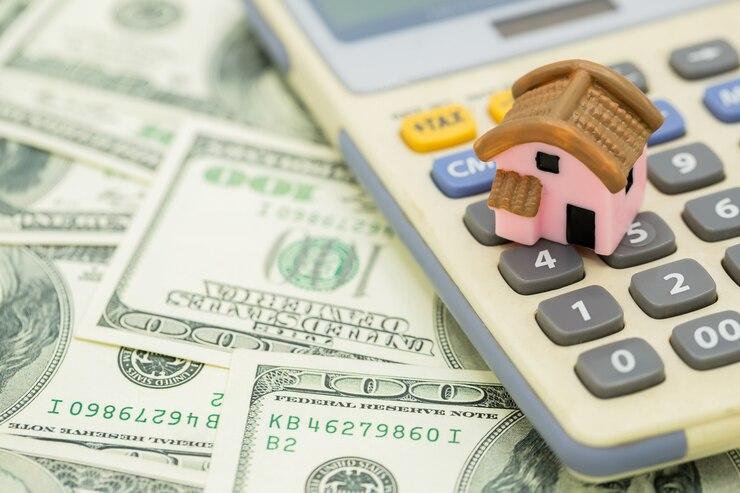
[499,240,584,295]
[629,259,717,319]
[536,286,623,345]
[671,311,740,370]
[575,338,665,398]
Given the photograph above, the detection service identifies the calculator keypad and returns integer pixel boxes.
[463,200,509,246]
[629,259,717,319]
[536,285,624,346]
[600,212,676,269]
[575,338,665,398]
[670,311,740,370]
[610,62,648,93]
[431,149,495,198]
[647,143,724,194]
[648,100,686,146]
[682,187,740,241]
[703,77,740,123]
[669,39,739,80]
[499,240,584,295]
[723,244,740,286]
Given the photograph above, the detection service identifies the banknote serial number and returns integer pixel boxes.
[47,398,220,430]
[265,413,461,453]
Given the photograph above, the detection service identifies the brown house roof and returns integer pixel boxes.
[474,60,664,193]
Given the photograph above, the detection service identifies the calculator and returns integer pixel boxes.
[245,0,740,480]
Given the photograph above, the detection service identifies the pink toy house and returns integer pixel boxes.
[474,60,664,256]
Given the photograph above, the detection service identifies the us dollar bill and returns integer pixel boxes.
[77,126,485,369]
[206,350,740,493]
[0,0,34,39]
[0,245,228,471]
[0,71,181,181]
[0,434,205,492]
[0,138,146,244]
[3,0,323,143]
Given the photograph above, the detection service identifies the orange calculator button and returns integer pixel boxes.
[488,89,514,123]
[400,104,476,152]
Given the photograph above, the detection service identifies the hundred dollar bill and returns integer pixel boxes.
[0,71,180,181]
[0,245,228,471]
[0,434,205,492]
[206,350,740,493]
[77,126,485,369]
[0,138,146,244]
[0,0,34,39]
[4,0,323,143]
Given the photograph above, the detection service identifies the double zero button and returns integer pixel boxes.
[671,311,740,370]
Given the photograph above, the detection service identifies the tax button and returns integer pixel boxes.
[431,149,495,198]
[400,104,476,152]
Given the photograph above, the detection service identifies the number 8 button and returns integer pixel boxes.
[670,311,740,370]
[629,259,717,318]
[575,338,665,398]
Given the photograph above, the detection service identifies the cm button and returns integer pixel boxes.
[431,149,495,198]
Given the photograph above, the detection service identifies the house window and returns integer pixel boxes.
[625,168,634,194]
[536,152,559,173]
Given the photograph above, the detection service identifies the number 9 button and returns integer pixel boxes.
[575,338,665,398]
[629,259,717,319]
[670,311,740,370]
[648,143,724,194]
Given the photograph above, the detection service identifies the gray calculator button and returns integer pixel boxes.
[463,200,509,246]
[575,338,665,398]
[499,240,584,295]
[601,212,676,269]
[669,39,740,80]
[629,259,717,319]
[536,285,623,345]
[648,143,725,194]
[610,62,648,93]
[670,311,740,370]
[683,187,740,241]
[723,244,740,285]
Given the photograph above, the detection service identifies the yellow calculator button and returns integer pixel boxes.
[400,104,476,152]
[488,89,514,123]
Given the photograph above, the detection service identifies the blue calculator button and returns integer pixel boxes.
[703,78,740,123]
[430,149,495,198]
[648,100,686,146]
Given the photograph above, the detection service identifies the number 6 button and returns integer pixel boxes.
[671,311,740,370]
[575,338,665,398]
[630,259,717,318]
[683,187,740,241]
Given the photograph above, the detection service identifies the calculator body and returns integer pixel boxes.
[245,0,740,480]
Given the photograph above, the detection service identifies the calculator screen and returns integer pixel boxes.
[309,0,523,41]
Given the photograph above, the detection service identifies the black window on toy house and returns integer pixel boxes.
[625,168,634,193]
[535,152,559,173]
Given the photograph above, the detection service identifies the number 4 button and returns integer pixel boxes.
[630,259,717,318]
[499,240,584,295]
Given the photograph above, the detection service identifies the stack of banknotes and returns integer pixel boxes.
[0,1,737,491]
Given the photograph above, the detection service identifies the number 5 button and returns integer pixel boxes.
[671,311,740,370]
[536,286,624,345]
[630,259,717,318]
[575,338,665,398]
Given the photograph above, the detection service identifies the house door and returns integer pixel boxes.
[566,204,595,249]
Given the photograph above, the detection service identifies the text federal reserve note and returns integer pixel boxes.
[0,139,145,244]
[206,350,740,493]
[0,434,205,492]
[4,0,322,143]
[0,245,227,471]
[77,126,484,369]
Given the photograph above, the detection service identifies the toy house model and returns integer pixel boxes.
[474,60,664,256]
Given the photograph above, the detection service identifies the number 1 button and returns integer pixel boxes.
[499,240,584,295]
[630,259,717,319]
[576,338,665,398]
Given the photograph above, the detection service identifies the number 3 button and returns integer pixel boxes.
[630,259,717,318]
[576,338,665,398]
[499,240,584,295]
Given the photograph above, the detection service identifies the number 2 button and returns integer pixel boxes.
[499,240,584,295]
[576,338,665,398]
[630,259,717,318]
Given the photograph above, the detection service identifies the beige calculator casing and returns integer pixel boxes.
[245,0,740,480]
